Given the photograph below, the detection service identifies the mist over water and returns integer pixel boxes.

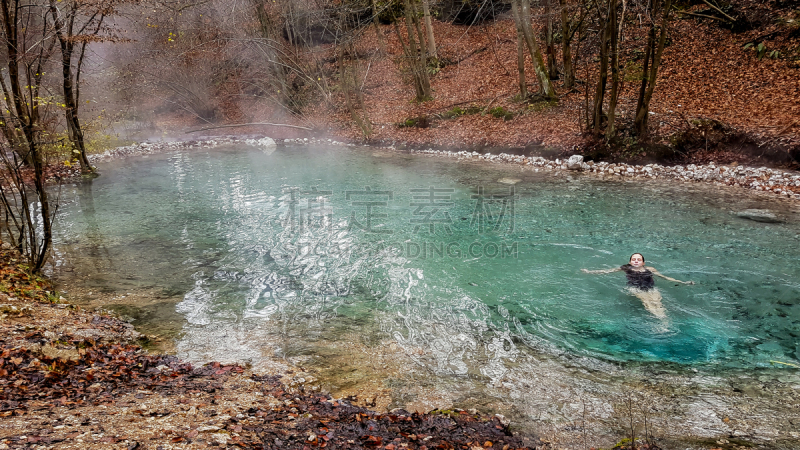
[52,144,800,441]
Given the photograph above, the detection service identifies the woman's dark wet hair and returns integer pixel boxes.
[629,253,645,263]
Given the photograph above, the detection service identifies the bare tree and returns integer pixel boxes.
[544,0,558,80]
[513,15,527,98]
[559,0,586,90]
[395,0,431,101]
[47,0,114,175]
[334,4,372,139]
[371,0,386,55]
[634,0,674,138]
[604,0,619,138]
[421,0,436,59]
[511,0,556,100]
[0,0,58,272]
[589,0,615,135]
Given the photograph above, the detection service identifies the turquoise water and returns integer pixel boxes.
[53,144,800,377]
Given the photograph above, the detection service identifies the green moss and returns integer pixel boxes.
[441,106,465,119]
[427,57,441,75]
[527,99,559,112]
[489,106,514,121]
[44,292,62,304]
[611,438,633,449]
[429,408,460,418]
[398,116,430,128]
[623,61,644,82]
[465,106,483,115]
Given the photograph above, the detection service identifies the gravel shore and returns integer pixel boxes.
[406,148,800,200]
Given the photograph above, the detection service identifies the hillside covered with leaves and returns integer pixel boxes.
[102,0,800,167]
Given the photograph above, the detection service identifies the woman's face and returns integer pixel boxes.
[630,254,644,267]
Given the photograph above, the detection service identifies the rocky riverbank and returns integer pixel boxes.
[404,148,800,201]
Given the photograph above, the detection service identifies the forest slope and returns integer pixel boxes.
[278,1,800,165]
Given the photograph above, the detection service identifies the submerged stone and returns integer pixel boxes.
[735,209,782,223]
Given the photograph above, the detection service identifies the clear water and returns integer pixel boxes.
[53,144,800,379]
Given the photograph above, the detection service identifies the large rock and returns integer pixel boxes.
[245,137,277,155]
[735,209,781,223]
[567,155,585,170]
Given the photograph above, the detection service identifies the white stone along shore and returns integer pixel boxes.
[88,136,800,201]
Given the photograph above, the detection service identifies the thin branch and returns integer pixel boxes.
[440,97,494,110]
[185,123,314,134]
[777,120,798,135]
[701,0,735,22]
[758,120,799,147]
[360,60,371,93]
[676,10,729,22]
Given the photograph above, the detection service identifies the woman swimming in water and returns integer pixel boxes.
[582,253,694,318]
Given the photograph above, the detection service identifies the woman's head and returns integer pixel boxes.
[629,253,645,267]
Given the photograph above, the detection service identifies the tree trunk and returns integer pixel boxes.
[634,0,673,137]
[29,133,52,273]
[545,0,558,80]
[512,0,557,100]
[559,0,575,89]
[605,0,620,138]
[371,0,386,55]
[400,0,431,100]
[421,0,437,58]
[516,28,528,98]
[511,0,528,98]
[48,0,94,174]
[0,2,33,167]
[339,44,372,139]
[0,0,54,272]
[591,2,611,134]
[409,0,429,62]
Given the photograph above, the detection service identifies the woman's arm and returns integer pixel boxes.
[581,267,622,275]
[649,267,695,284]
